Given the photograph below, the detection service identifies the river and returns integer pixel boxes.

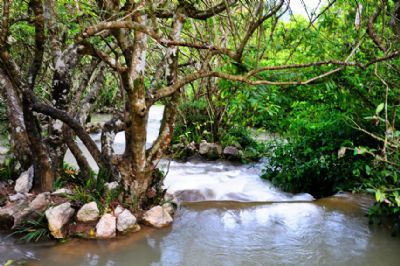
[1,106,400,266]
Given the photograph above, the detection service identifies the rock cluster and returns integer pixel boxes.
[172,140,242,161]
[0,177,177,241]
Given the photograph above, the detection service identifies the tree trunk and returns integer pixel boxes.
[0,69,31,168]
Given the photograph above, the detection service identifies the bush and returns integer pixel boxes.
[11,212,51,243]
[173,99,214,144]
[262,105,371,198]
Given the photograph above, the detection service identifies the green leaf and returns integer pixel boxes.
[4,260,14,266]
[352,168,360,177]
[375,189,385,202]
[394,192,400,207]
[375,103,384,114]
[354,146,369,155]
[365,165,372,176]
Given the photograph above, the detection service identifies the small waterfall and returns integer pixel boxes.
[161,160,314,202]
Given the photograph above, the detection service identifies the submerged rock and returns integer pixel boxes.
[77,202,99,222]
[45,202,75,239]
[116,209,137,233]
[143,206,173,228]
[14,166,34,194]
[96,213,116,238]
[29,192,50,211]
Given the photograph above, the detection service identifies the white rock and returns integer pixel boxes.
[114,205,124,217]
[52,188,73,196]
[9,193,26,202]
[0,146,8,155]
[117,209,137,233]
[45,202,75,239]
[105,182,119,191]
[143,206,173,228]
[29,192,50,211]
[77,202,99,222]
[199,140,209,155]
[14,166,34,194]
[96,213,116,238]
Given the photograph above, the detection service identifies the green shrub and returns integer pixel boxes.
[173,99,214,144]
[220,126,257,148]
[0,157,17,181]
[11,212,51,243]
[262,105,371,198]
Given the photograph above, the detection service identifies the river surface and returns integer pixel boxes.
[1,106,400,266]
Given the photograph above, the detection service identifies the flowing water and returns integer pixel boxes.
[2,106,400,266]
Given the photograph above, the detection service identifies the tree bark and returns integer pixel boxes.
[0,69,31,168]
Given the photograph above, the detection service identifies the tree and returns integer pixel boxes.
[0,0,399,211]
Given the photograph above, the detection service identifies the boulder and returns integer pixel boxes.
[199,140,210,155]
[199,140,222,159]
[45,202,75,239]
[52,188,73,197]
[143,206,173,228]
[209,143,222,158]
[116,209,137,233]
[0,199,30,228]
[14,166,34,194]
[223,146,241,158]
[29,192,50,211]
[113,205,124,217]
[187,141,197,152]
[77,202,99,222]
[9,193,26,202]
[96,213,116,238]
